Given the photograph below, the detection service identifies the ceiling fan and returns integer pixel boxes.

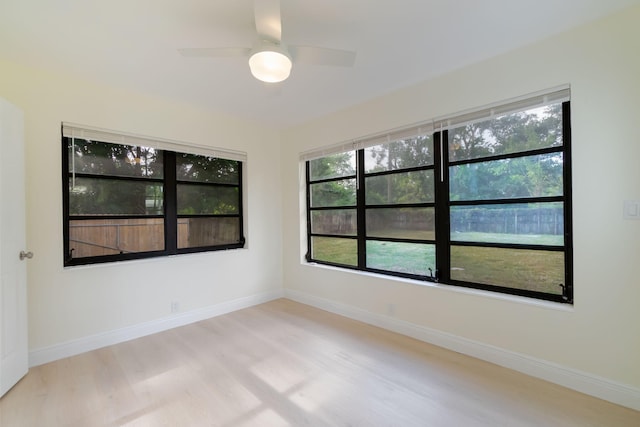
[178,0,356,83]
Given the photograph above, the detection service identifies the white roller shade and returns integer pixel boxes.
[432,86,570,131]
[300,85,570,162]
[62,123,247,162]
[300,122,435,162]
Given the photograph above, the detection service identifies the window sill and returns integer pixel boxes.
[302,261,574,312]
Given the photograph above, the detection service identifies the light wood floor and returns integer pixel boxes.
[1,299,638,426]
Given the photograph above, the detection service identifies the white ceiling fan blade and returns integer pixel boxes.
[254,0,282,42]
[178,47,251,58]
[289,46,356,67]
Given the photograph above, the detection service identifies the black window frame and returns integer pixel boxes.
[306,100,573,304]
[63,135,245,267]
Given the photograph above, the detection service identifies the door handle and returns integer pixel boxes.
[19,251,33,261]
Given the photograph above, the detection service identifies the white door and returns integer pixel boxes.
[0,98,28,398]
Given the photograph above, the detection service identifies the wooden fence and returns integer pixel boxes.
[69,217,239,258]
[311,206,563,237]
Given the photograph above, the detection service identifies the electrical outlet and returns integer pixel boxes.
[623,200,640,220]
[171,301,179,313]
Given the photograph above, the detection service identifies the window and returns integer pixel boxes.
[305,89,573,303]
[62,124,245,266]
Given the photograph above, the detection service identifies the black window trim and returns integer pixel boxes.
[305,98,573,304]
[62,132,245,267]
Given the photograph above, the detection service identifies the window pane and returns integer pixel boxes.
[309,152,356,181]
[366,170,434,205]
[177,184,238,215]
[364,136,433,173]
[178,217,240,248]
[449,153,563,201]
[449,103,563,162]
[451,203,564,245]
[69,178,163,215]
[450,246,564,294]
[68,139,163,178]
[310,179,356,208]
[176,154,239,184]
[69,218,164,258]
[311,236,357,266]
[367,207,435,240]
[367,241,435,276]
[311,209,357,236]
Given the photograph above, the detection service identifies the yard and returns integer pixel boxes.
[312,231,564,295]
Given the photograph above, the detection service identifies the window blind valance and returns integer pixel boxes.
[300,85,570,162]
[62,122,247,162]
[432,86,570,131]
[299,122,435,162]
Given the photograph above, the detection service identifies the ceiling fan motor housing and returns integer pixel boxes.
[249,40,292,83]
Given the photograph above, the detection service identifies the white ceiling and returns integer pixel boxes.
[1,0,638,128]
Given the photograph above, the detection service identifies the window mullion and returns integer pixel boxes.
[562,101,573,303]
[356,149,367,269]
[434,131,450,282]
[237,162,245,246]
[305,162,313,261]
[164,150,177,254]
[62,137,72,263]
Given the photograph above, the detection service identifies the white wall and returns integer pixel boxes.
[282,4,640,394]
[0,60,283,354]
[1,2,638,409]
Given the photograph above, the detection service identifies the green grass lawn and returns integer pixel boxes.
[312,237,358,266]
[450,246,564,294]
[367,241,435,276]
[312,231,564,294]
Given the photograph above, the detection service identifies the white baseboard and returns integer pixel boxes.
[284,289,640,411]
[29,289,284,368]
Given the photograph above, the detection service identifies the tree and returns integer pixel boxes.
[176,153,240,215]
[68,139,163,215]
[309,152,357,207]
[449,105,564,201]
[365,136,434,205]
[176,154,239,184]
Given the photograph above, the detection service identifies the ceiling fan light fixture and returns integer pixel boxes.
[248,44,292,83]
